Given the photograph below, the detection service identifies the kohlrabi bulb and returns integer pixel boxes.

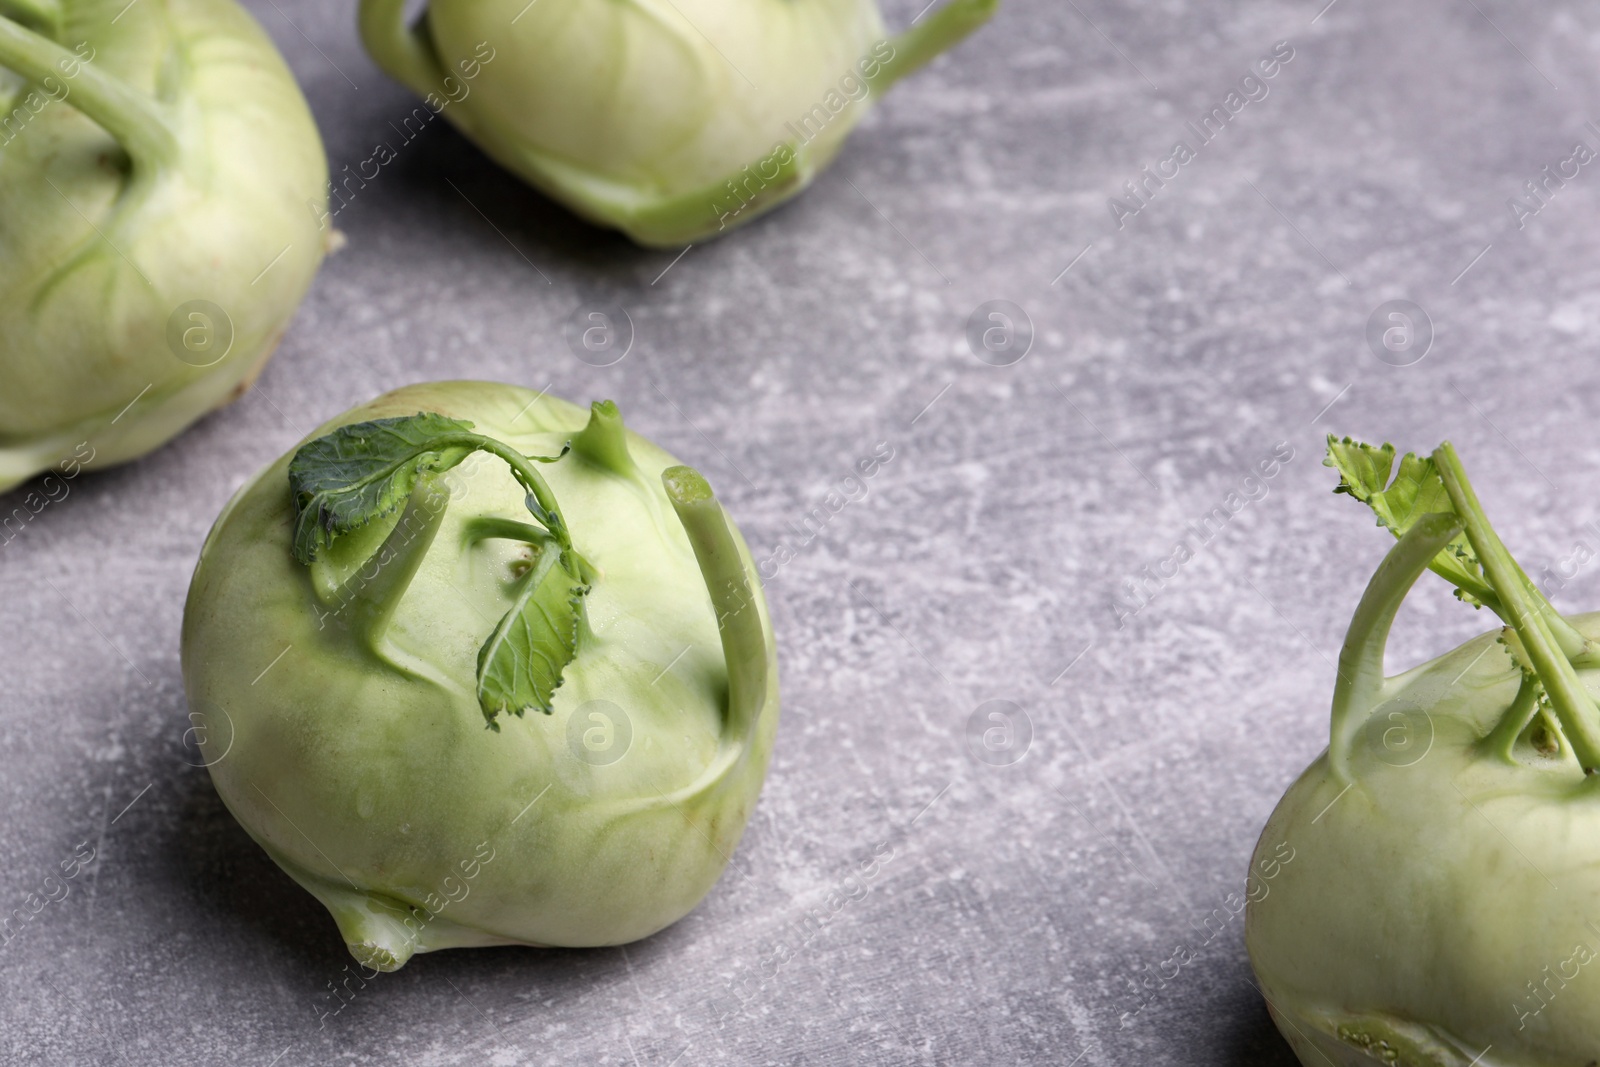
[0,1,327,493]
[358,0,996,246]
[181,381,778,971]
[1248,438,1600,1065]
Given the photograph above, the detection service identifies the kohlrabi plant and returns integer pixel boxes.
[1248,437,1600,1066]
[0,0,328,493]
[358,0,997,246]
[181,381,778,971]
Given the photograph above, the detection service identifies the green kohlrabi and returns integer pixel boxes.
[181,381,778,971]
[0,0,328,493]
[1247,437,1600,1066]
[358,0,997,247]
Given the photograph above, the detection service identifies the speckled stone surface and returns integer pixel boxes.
[6,1,1600,1063]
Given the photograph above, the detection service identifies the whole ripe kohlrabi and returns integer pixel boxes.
[181,381,778,971]
[1248,437,1600,1066]
[358,0,997,247]
[0,0,327,493]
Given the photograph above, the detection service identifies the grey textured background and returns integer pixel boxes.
[7,0,1600,1063]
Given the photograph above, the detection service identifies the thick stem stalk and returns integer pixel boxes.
[571,400,638,478]
[0,14,177,171]
[1434,443,1600,773]
[871,0,998,93]
[1511,556,1589,658]
[1329,512,1464,784]
[340,478,451,651]
[1484,672,1542,763]
[663,466,767,748]
[357,0,453,110]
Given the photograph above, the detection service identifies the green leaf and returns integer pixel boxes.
[1324,436,1497,610]
[288,413,479,564]
[289,410,593,728]
[476,545,589,728]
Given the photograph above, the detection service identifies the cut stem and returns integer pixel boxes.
[1434,442,1600,773]
[663,466,767,748]
[1329,511,1464,784]
[0,15,178,172]
[571,400,639,478]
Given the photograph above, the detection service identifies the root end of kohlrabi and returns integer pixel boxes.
[1269,1001,1486,1067]
[323,892,419,973]
[348,941,407,974]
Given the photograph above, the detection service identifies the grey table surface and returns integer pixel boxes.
[7,0,1600,1064]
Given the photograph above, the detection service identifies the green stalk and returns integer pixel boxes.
[1434,443,1600,773]
[571,400,638,478]
[871,0,998,93]
[357,0,456,119]
[461,516,555,548]
[461,516,597,586]
[425,433,572,551]
[663,466,766,747]
[339,477,451,652]
[480,438,569,547]
[1512,556,1589,659]
[1329,512,1464,785]
[0,14,178,171]
[630,141,807,245]
[479,439,570,547]
[1483,672,1542,763]
[1436,565,1501,618]
[506,137,809,247]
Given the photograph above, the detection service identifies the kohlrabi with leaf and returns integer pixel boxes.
[1247,437,1600,1066]
[0,0,327,492]
[358,0,996,246]
[181,381,778,971]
